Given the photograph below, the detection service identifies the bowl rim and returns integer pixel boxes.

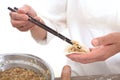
[0,53,55,80]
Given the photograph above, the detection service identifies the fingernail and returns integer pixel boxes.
[93,39,99,46]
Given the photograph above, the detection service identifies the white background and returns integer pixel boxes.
[2,0,120,78]
[0,0,70,77]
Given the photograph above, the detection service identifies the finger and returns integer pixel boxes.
[17,5,31,14]
[10,12,28,20]
[17,22,34,31]
[67,53,105,64]
[18,5,36,17]
[67,46,105,60]
[17,26,29,31]
[61,65,71,80]
[78,58,99,64]
[11,20,27,28]
[11,20,32,31]
[92,33,119,46]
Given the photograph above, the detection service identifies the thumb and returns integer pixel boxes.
[92,33,117,46]
[61,65,71,80]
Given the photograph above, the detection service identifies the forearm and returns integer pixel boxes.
[29,0,67,44]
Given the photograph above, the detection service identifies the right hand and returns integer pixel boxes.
[9,5,38,31]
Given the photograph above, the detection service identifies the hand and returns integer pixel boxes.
[61,65,71,80]
[9,5,39,31]
[66,32,120,64]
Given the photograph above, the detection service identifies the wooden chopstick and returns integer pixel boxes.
[8,7,73,45]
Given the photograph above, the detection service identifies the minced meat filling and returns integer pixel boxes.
[66,40,88,53]
[0,67,45,80]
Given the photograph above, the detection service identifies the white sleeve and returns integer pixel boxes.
[31,0,67,44]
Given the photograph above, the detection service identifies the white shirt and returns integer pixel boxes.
[33,0,120,77]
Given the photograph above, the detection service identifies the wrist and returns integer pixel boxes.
[30,16,44,29]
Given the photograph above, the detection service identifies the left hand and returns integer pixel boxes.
[66,32,120,64]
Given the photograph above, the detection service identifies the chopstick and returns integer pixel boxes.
[8,7,73,45]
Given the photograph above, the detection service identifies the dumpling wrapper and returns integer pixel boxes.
[65,40,90,55]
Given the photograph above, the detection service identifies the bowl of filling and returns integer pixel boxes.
[0,54,54,80]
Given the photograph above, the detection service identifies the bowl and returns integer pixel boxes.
[0,54,54,80]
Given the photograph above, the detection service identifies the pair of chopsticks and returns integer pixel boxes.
[8,7,73,45]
